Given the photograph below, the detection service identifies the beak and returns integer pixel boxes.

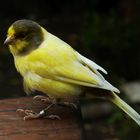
[3,36,15,47]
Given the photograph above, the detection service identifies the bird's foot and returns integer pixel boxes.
[33,95,52,104]
[16,103,60,120]
[16,109,41,120]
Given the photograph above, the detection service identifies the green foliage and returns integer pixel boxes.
[106,105,140,140]
[83,11,140,49]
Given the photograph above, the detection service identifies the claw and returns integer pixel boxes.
[44,114,61,120]
[16,109,36,116]
[24,114,38,120]
[16,109,26,116]
[24,110,37,115]
[17,109,40,120]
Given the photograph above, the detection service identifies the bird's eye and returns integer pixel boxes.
[15,32,27,39]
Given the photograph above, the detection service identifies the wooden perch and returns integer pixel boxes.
[0,97,85,140]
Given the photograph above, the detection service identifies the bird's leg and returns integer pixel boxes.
[42,103,61,120]
[33,96,78,109]
[16,99,60,120]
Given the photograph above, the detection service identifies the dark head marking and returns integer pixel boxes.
[13,20,41,38]
[11,19,44,55]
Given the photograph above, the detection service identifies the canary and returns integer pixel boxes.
[4,19,140,125]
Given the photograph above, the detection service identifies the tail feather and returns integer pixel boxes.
[86,88,140,126]
[110,92,140,126]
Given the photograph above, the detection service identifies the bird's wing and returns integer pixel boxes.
[54,51,119,93]
[27,32,119,93]
[77,53,107,74]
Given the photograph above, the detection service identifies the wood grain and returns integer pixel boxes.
[0,97,85,140]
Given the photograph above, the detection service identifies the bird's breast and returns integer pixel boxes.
[24,71,83,98]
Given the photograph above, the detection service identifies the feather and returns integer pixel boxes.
[110,92,140,126]
[77,53,107,74]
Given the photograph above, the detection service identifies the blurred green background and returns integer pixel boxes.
[0,0,140,139]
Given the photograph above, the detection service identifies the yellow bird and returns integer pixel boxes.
[4,19,140,125]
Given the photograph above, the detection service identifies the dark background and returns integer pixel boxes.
[0,0,140,139]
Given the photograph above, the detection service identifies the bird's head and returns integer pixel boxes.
[4,19,45,55]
